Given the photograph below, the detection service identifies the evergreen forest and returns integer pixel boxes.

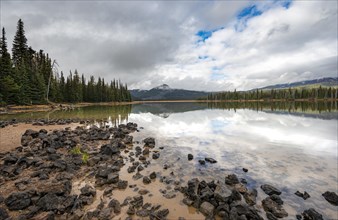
[0,19,131,105]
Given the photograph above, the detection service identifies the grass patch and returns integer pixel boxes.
[70,145,89,164]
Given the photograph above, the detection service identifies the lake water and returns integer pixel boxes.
[1,102,337,218]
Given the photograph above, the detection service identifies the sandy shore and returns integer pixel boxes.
[0,123,79,153]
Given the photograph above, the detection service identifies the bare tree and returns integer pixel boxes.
[46,60,58,103]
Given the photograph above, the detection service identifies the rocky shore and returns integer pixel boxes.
[0,121,337,220]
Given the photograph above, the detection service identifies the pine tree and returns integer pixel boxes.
[12,19,28,66]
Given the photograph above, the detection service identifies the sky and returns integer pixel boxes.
[1,0,337,91]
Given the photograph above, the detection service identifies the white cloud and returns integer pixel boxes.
[1,1,337,91]
[153,1,337,91]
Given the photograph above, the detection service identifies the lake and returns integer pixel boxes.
[0,101,337,218]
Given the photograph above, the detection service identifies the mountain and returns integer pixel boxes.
[258,77,338,90]
[130,84,209,100]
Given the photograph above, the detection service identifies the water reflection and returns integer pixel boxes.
[128,106,337,219]
[0,101,337,122]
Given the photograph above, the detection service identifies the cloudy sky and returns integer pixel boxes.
[1,0,337,91]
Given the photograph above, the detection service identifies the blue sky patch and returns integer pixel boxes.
[237,5,262,20]
[280,0,292,9]
[196,30,212,42]
[196,27,224,42]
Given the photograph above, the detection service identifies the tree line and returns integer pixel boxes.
[207,86,338,101]
[0,19,131,105]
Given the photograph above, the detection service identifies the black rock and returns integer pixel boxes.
[143,137,155,147]
[117,180,128,189]
[37,193,61,211]
[261,184,281,196]
[152,152,160,159]
[269,194,283,205]
[3,155,18,165]
[149,172,157,179]
[5,192,31,211]
[303,191,310,200]
[231,190,242,201]
[107,173,119,184]
[295,191,310,200]
[127,205,135,215]
[142,148,149,155]
[80,185,96,197]
[243,189,257,206]
[100,144,119,156]
[225,174,239,185]
[0,207,9,220]
[143,176,151,184]
[322,191,338,206]
[108,199,121,213]
[153,209,169,219]
[296,214,302,220]
[242,168,248,172]
[46,148,56,154]
[262,197,288,218]
[302,208,323,220]
[23,129,39,138]
[188,154,194,161]
[205,157,217,163]
[198,160,206,165]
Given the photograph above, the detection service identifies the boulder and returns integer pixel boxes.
[322,191,338,206]
[295,191,310,200]
[0,207,9,220]
[188,154,194,161]
[100,144,119,156]
[107,173,119,184]
[261,184,281,196]
[5,192,31,210]
[143,137,155,148]
[225,174,239,186]
[80,185,96,197]
[36,193,62,211]
[200,201,215,217]
[35,180,72,196]
[198,160,206,165]
[262,197,288,218]
[3,155,18,165]
[108,199,121,213]
[149,172,157,179]
[152,209,169,219]
[143,176,151,184]
[152,152,160,159]
[205,157,217,163]
[302,208,323,220]
[214,184,232,202]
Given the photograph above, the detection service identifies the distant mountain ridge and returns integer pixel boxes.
[130,77,338,101]
[130,84,209,100]
[258,77,338,90]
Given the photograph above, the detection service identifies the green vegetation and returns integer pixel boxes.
[207,87,338,101]
[70,145,89,164]
[0,19,131,106]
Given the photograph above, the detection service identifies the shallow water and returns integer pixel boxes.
[1,102,337,218]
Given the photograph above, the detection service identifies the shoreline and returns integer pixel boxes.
[1,99,337,114]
